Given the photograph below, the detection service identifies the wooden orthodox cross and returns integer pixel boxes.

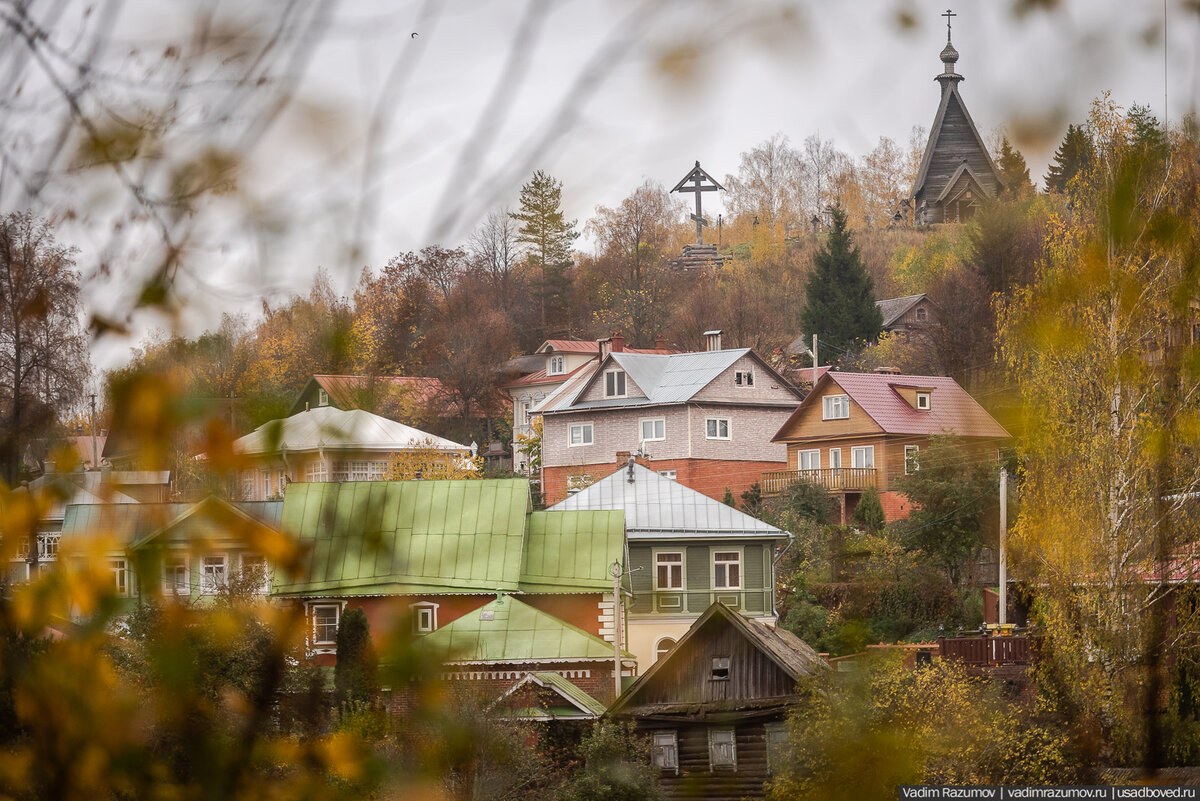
[671,161,724,246]
[942,8,956,41]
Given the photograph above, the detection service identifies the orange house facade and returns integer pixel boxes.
[768,371,1009,523]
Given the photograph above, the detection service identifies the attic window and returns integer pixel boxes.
[605,369,627,398]
[734,370,754,387]
[822,394,849,420]
[915,306,928,322]
[317,388,329,407]
[548,354,565,375]
[916,392,931,410]
[711,656,730,681]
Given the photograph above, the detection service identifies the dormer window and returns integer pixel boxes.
[605,369,627,398]
[317,388,329,407]
[734,370,754,387]
[916,391,931,410]
[548,354,565,375]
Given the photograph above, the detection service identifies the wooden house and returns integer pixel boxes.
[876,293,937,341]
[910,30,1003,224]
[767,371,1009,523]
[538,331,803,505]
[549,463,789,672]
[607,603,827,801]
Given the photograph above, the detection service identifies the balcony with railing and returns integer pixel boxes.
[760,467,877,496]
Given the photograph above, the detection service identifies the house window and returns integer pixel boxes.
[713,551,741,589]
[705,418,730,440]
[110,559,129,597]
[240,472,254,499]
[604,369,627,398]
[521,400,532,426]
[915,306,928,322]
[640,418,665,442]
[241,554,271,595]
[829,448,842,469]
[798,449,820,471]
[711,656,731,680]
[916,391,931,410]
[658,469,677,480]
[37,533,60,561]
[411,602,439,634]
[655,552,683,590]
[822,394,850,420]
[734,370,754,387]
[201,555,227,595]
[569,423,594,446]
[312,604,340,645]
[905,445,920,474]
[709,728,737,769]
[163,556,190,596]
[654,637,676,662]
[765,722,789,773]
[317,388,329,407]
[851,446,875,469]
[652,732,679,772]
[305,460,327,482]
[548,354,565,375]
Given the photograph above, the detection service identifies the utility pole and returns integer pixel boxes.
[89,394,98,470]
[999,467,1008,626]
[611,560,623,699]
[812,334,819,378]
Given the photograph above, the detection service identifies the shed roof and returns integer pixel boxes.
[774,371,1010,440]
[875,294,929,328]
[289,375,447,416]
[235,406,468,455]
[549,464,786,541]
[420,595,628,663]
[520,510,626,592]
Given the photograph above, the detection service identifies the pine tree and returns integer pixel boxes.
[994,136,1034,198]
[798,206,882,353]
[1044,124,1093,193]
[510,170,578,335]
[334,607,377,702]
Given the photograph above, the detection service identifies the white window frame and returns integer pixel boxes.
[829,448,842,469]
[317,387,329,407]
[110,558,130,597]
[410,601,439,634]
[658,469,677,480]
[654,551,684,590]
[652,731,679,773]
[305,460,327,482]
[201,554,228,595]
[705,417,730,440]
[569,423,594,447]
[653,637,677,663]
[312,603,340,646]
[905,445,920,474]
[708,728,737,770]
[521,400,532,426]
[240,471,254,500]
[851,446,875,469]
[916,391,931,410]
[163,555,190,596]
[548,354,565,375]
[798,449,820,471]
[640,417,665,442]
[240,553,271,595]
[604,369,627,398]
[822,394,850,420]
[734,370,754,387]
[713,549,742,590]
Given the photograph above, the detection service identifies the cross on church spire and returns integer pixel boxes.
[942,8,956,42]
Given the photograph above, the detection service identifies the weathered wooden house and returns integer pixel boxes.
[910,25,1003,224]
[876,293,937,341]
[606,603,827,801]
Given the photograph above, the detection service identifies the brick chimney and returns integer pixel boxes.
[704,329,723,352]
[610,330,625,353]
[873,366,902,375]
[599,337,612,359]
[654,333,667,351]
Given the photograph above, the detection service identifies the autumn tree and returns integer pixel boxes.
[860,136,908,227]
[350,255,438,378]
[511,170,578,336]
[0,212,89,483]
[798,207,881,352]
[723,134,805,232]
[468,207,522,312]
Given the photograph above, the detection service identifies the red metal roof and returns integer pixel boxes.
[777,371,1009,440]
[537,340,674,355]
[502,360,595,389]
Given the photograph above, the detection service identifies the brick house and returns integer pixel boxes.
[538,332,803,505]
[767,370,1009,523]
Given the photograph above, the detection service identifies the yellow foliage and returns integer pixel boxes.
[382,439,480,480]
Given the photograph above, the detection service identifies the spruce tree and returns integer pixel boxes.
[334,607,377,702]
[1044,124,1093,193]
[1127,103,1169,167]
[995,136,1034,198]
[510,170,578,335]
[799,206,882,353]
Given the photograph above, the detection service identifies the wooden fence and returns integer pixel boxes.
[938,635,1033,666]
[760,467,877,495]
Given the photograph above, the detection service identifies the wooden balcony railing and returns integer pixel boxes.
[938,635,1033,666]
[760,467,877,496]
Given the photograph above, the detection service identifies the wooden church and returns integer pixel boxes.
[910,14,1004,224]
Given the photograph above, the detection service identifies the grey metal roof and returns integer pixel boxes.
[612,349,749,404]
[875,294,927,328]
[547,464,786,540]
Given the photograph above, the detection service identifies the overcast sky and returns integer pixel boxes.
[62,0,1200,369]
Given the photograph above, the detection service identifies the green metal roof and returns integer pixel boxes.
[420,595,626,663]
[519,510,625,593]
[274,480,533,597]
[528,671,608,716]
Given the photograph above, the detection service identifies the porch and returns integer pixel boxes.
[760,467,877,496]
